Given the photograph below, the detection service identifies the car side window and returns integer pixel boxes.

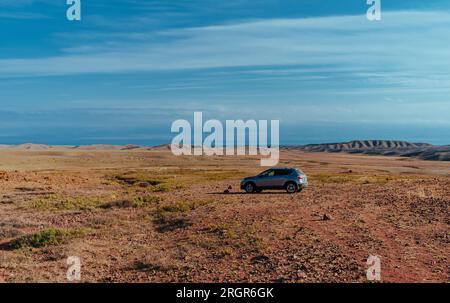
[260,169,275,177]
[274,169,290,176]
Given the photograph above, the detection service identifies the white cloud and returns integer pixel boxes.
[1,10,450,84]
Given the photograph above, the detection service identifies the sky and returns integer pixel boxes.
[0,0,449,145]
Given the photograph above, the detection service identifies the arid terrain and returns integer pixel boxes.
[0,146,448,282]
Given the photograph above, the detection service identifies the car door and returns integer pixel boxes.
[255,169,275,188]
[273,169,289,188]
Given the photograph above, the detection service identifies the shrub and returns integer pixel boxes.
[132,196,162,208]
[100,196,162,209]
[30,195,103,211]
[10,228,83,249]
[151,184,170,192]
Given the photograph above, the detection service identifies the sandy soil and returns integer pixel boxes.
[0,149,448,282]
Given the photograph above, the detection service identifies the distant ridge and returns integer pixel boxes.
[0,141,448,161]
[0,143,145,151]
[285,140,450,161]
[300,140,431,152]
[0,143,170,152]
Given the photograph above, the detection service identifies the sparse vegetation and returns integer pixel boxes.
[310,173,402,184]
[192,222,264,254]
[113,169,245,193]
[151,200,215,233]
[153,213,192,233]
[132,195,162,208]
[100,195,162,209]
[151,184,170,192]
[132,253,180,273]
[115,174,165,186]
[10,228,84,249]
[29,195,104,211]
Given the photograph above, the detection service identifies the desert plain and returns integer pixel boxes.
[0,145,448,282]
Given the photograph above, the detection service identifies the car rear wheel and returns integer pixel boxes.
[285,182,298,194]
[244,183,255,193]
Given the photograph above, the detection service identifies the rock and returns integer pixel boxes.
[322,214,332,221]
[251,255,270,264]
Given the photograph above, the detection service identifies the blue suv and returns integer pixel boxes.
[240,168,308,194]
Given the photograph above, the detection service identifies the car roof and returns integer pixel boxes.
[260,168,304,174]
[269,168,304,172]
[264,168,298,171]
[269,167,296,170]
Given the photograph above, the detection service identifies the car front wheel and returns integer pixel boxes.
[244,183,255,193]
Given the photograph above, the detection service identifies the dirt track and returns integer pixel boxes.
[0,149,448,282]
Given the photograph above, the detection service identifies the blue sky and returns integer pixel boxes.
[1,0,449,145]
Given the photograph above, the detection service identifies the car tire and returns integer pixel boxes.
[244,182,256,193]
[285,182,298,194]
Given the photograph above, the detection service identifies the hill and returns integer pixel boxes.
[286,140,450,161]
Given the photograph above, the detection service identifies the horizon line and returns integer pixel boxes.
[1,139,448,148]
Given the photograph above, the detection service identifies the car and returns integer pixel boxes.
[240,168,308,194]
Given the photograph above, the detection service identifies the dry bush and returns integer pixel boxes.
[9,228,84,249]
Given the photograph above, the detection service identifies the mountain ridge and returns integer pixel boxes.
[285,140,450,161]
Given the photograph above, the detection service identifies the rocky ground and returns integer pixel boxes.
[0,149,448,282]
